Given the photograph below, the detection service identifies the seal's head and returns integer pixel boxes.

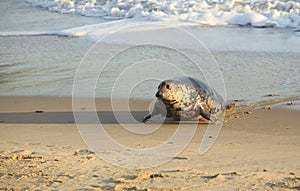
[155,80,180,103]
[154,79,194,120]
[142,80,181,123]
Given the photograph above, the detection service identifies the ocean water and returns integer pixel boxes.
[0,0,300,103]
[26,0,300,28]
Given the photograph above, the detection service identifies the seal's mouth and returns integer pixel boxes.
[155,91,162,98]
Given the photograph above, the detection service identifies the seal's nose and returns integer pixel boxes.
[156,91,161,98]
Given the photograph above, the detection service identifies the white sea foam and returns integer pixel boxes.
[26,0,300,28]
[1,0,299,50]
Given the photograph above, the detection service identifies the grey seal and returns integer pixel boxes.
[142,77,225,123]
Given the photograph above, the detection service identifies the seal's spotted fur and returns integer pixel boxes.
[143,77,225,123]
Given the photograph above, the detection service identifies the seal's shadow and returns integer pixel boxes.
[0,111,145,124]
[0,111,209,124]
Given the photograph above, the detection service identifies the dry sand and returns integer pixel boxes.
[0,96,300,191]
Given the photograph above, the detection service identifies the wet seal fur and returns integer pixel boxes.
[143,77,225,123]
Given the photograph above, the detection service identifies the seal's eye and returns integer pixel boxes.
[166,84,170,89]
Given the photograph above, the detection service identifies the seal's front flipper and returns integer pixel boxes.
[142,114,152,123]
[199,112,213,123]
[198,105,215,123]
[143,99,167,123]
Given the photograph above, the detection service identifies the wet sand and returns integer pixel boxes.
[0,96,299,190]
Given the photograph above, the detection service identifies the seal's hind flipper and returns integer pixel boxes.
[225,100,235,110]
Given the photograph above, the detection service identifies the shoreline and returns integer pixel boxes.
[1,95,299,111]
[0,96,300,190]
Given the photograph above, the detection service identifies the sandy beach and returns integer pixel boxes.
[1,1,300,190]
[0,96,299,190]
